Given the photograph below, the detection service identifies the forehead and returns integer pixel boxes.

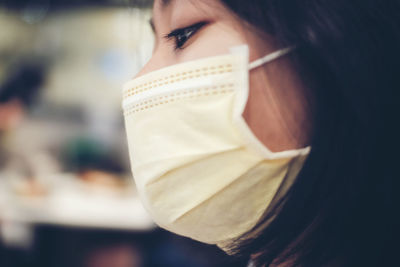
[152,0,232,23]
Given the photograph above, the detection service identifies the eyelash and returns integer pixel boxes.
[164,22,207,51]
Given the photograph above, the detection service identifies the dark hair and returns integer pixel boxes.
[0,63,45,107]
[220,0,400,266]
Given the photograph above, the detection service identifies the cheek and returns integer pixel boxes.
[244,59,311,152]
[176,22,248,63]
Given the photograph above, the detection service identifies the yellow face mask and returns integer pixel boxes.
[122,45,310,246]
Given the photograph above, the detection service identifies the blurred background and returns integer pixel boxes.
[0,0,245,266]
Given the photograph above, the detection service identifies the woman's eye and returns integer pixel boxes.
[165,22,207,50]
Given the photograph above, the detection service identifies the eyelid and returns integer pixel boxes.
[162,21,208,51]
[163,21,207,42]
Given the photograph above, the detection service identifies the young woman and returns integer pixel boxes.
[122,0,400,266]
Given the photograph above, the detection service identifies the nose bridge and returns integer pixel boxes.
[134,48,174,79]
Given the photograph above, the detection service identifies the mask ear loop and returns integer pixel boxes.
[245,45,310,156]
[248,46,295,70]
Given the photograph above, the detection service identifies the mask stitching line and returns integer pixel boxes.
[123,84,235,115]
[124,83,234,109]
[123,64,233,98]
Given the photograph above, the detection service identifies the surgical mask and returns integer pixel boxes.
[122,45,310,246]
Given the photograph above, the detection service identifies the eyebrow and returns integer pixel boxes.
[149,18,156,33]
[161,0,172,7]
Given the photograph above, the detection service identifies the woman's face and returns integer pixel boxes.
[138,0,310,152]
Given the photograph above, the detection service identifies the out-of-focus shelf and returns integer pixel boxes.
[0,173,155,231]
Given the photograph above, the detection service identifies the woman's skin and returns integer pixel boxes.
[137,0,311,152]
